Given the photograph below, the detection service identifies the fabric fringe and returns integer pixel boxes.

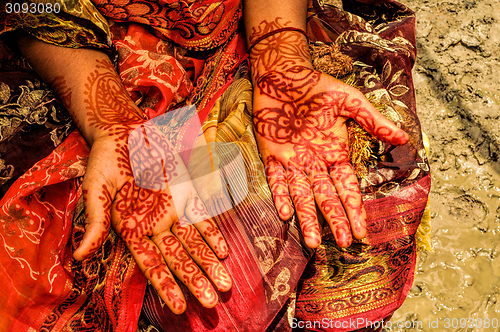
[310,41,379,177]
[310,41,432,252]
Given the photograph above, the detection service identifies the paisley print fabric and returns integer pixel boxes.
[293,1,430,330]
[93,0,242,51]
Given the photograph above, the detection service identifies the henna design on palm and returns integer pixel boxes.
[249,19,408,248]
[72,58,230,313]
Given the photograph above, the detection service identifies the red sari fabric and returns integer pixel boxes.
[0,0,246,331]
[0,132,147,332]
[92,0,242,51]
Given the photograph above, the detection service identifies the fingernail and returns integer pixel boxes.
[218,245,228,258]
[336,229,351,247]
[280,204,290,218]
[397,130,409,144]
[306,235,321,248]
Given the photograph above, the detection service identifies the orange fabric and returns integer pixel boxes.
[92,0,242,51]
[0,132,145,332]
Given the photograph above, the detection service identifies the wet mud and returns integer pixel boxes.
[388,0,500,330]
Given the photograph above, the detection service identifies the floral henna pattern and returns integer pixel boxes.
[79,58,230,311]
[113,182,173,239]
[82,59,175,238]
[248,17,310,77]
[249,19,406,247]
[158,231,218,308]
[256,67,320,104]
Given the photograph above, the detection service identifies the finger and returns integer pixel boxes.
[184,195,229,259]
[173,216,232,292]
[330,163,367,240]
[154,231,219,309]
[265,156,294,220]
[73,176,113,261]
[287,167,321,248]
[127,237,187,314]
[338,85,409,145]
[309,170,353,248]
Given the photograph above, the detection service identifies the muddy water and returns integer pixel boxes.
[387,0,500,331]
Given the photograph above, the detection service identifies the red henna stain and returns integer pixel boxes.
[84,59,145,137]
[175,218,230,289]
[250,28,395,247]
[50,76,72,111]
[249,18,310,78]
[80,58,230,312]
[190,196,208,219]
[98,184,112,228]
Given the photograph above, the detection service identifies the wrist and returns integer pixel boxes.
[71,97,145,147]
[79,59,147,146]
[249,29,312,83]
[86,109,145,147]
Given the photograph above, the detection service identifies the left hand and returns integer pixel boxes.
[253,65,408,248]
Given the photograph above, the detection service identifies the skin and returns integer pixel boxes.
[17,36,230,314]
[244,4,409,248]
[15,0,406,317]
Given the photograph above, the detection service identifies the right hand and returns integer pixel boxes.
[252,66,408,248]
[73,121,232,314]
[16,35,231,314]
[248,26,407,249]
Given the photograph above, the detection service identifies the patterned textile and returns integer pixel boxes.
[0,1,111,52]
[92,0,242,51]
[293,1,430,329]
[0,0,430,331]
[0,0,112,191]
[139,64,312,331]
[0,0,246,331]
[0,131,145,331]
[0,42,75,191]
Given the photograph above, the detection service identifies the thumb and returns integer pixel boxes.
[340,84,409,145]
[73,171,114,261]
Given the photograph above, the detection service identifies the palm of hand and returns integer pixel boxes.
[76,124,231,314]
[253,66,407,248]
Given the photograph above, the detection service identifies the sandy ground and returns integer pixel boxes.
[387,0,500,330]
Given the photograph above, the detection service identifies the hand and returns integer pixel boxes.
[16,37,232,313]
[70,59,231,314]
[253,65,408,248]
[73,123,231,313]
